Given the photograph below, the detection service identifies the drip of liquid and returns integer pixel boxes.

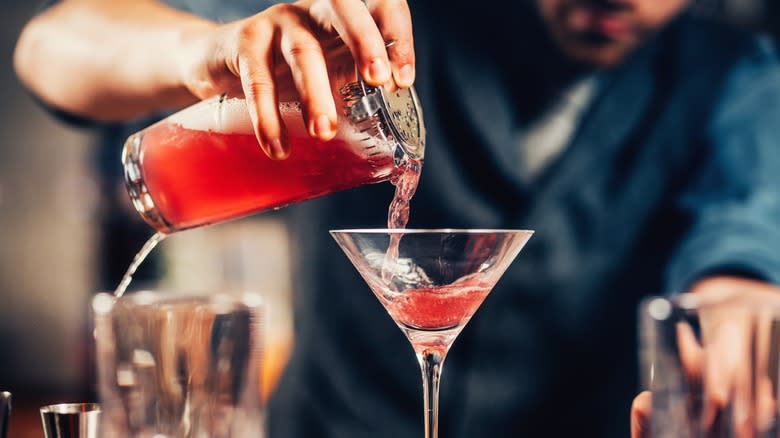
[114,231,166,297]
[382,158,423,282]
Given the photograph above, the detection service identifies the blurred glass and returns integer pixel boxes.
[640,291,780,437]
[92,292,264,438]
[158,219,294,402]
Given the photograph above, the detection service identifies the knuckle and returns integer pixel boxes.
[381,0,407,10]
[244,74,275,100]
[237,24,255,43]
[238,17,272,43]
[354,38,385,61]
[329,0,353,11]
[266,3,297,17]
[389,41,413,62]
[286,37,322,58]
[376,0,411,24]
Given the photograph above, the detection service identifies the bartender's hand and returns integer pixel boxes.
[631,391,651,438]
[630,276,780,438]
[183,0,416,159]
[14,0,415,159]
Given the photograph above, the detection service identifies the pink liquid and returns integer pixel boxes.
[139,122,396,232]
[382,159,421,280]
[385,281,492,331]
[387,159,421,230]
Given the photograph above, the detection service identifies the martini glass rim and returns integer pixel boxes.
[329,228,534,235]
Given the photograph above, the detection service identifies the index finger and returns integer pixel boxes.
[320,0,392,86]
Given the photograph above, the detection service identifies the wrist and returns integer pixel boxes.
[175,20,229,101]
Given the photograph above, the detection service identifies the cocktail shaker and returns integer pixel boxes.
[122,41,425,234]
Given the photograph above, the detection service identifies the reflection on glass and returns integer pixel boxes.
[93,292,264,438]
[640,291,780,437]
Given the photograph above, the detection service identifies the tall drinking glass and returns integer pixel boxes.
[93,291,265,438]
[640,291,780,437]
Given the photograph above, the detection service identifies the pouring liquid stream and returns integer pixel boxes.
[113,231,165,297]
[382,158,422,282]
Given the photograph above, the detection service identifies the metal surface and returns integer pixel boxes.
[0,392,10,438]
[40,403,101,438]
[344,80,426,162]
[377,85,426,160]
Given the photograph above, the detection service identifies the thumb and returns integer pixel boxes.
[631,391,652,438]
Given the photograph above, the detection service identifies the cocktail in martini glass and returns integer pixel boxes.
[330,229,533,438]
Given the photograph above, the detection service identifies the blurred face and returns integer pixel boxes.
[536,0,689,67]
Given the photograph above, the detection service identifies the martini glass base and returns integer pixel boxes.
[401,325,461,438]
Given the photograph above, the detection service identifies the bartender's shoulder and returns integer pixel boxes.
[676,17,780,135]
[671,14,779,67]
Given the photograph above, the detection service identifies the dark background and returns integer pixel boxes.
[0,0,777,436]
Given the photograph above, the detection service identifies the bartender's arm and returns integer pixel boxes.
[631,36,780,438]
[13,0,415,159]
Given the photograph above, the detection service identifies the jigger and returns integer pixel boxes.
[0,391,10,438]
[40,403,100,438]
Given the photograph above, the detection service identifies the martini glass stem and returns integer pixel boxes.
[418,348,446,438]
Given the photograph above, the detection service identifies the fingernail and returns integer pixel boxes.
[368,58,390,83]
[268,138,289,160]
[315,114,335,139]
[396,64,415,88]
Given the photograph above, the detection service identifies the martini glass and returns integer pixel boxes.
[330,229,533,438]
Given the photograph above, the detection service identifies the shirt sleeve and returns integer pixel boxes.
[664,36,780,292]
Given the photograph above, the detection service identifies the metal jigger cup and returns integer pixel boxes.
[40,403,100,438]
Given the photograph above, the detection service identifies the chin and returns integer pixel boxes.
[569,47,629,68]
[561,39,639,68]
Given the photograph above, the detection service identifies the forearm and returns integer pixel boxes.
[13,0,216,121]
